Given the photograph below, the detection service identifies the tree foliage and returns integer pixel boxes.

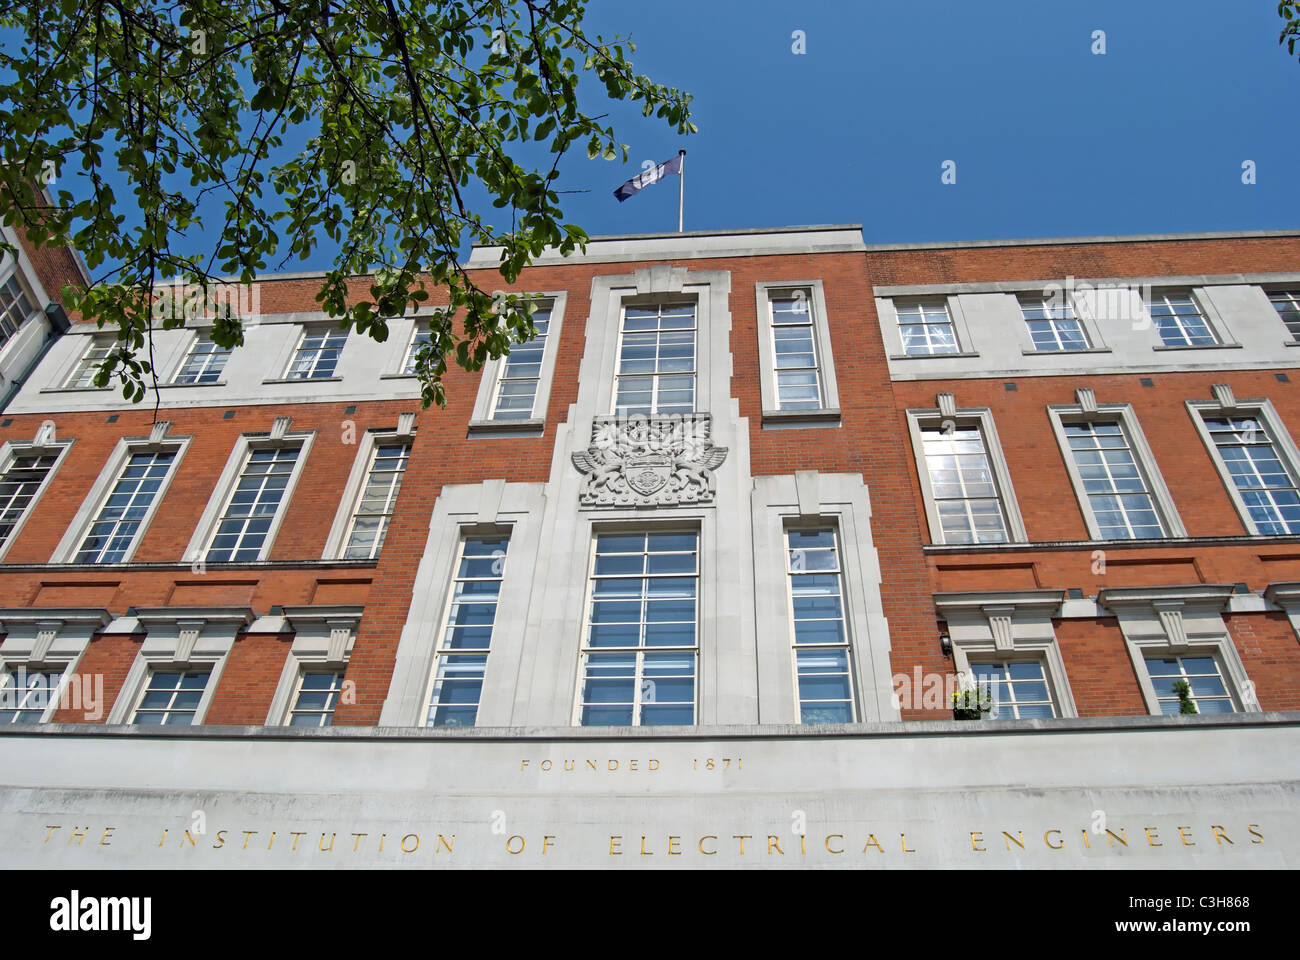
[0,0,694,406]
[1283,2,1300,62]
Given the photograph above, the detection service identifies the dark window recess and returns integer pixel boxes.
[1140,377,1155,387]
[1276,373,1291,383]
[1003,382,1018,392]
[1067,588,1084,599]
[344,405,357,415]
[106,414,118,423]
[223,410,236,420]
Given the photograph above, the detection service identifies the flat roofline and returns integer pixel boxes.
[202,226,1300,284]
[862,228,1300,252]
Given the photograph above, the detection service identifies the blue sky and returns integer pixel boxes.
[5,1,1297,275]
[562,0,1299,243]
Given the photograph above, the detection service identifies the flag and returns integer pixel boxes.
[613,154,683,202]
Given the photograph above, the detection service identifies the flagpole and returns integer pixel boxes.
[677,150,686,233]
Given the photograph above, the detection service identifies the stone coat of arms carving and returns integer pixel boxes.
[572,414,728,507]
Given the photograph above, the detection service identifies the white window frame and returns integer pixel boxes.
[754,280,841,426]
[1187,392,1300,537]
[401,320,433,375]
[783,523,857,724]
[1142,289,1230,350]
[264,606,361,725]
[321,416,416,560]
[934,591,1077,719]
[62,336,115,389]
[906,404,1028,545]
[572,525,701,728]
[51,424,191,564]
[280,325,348,381]
[0,263,40,347]
[0,608,111,723]
[884,295,976,358]
[107,607,254,726]
[1046,398,1185,541]
[609,297,698,417]
[467,292,567,433]
[1017,292,1093,352]
[169,329,233,385]
[424,530,511,728]
[183,420,315,565]
[1098,586,1258,716]
[1267,288,1300,342]
[0,428,74,562]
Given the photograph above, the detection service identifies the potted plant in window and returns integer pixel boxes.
[1172,679,1198,715]
[952,684,993,720]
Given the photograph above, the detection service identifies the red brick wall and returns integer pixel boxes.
[1225,612,1300,712]
[1054,617,1147,717]
[204,632,293,725]
[50,633,141,723]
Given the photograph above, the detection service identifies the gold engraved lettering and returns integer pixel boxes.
[1211,825,1233,845]
[1248,825,1263,844]
[733,835,752,855]
[242,830,258,850]
[319,832,335,852]
[402,833,421,853]
[290,831,307,851]
[1144,827,1162,847]
[901,833,915,853]
[1002,831,1024,851]
[970,832,985,852]
[212,830,227,850]
[609,836,623,855]
[44,826,61,844]
[767,835,783,855]
[1177,826,1195,846]
[863,834,884,853]
[351,833,368,852]
[668,836,681,855]
[825,834,844,854]
[1044,830,1064,850]
[98,828,115,847]
[698,836,716,855]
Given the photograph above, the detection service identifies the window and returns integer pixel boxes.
[205,446,301,562]
[1144,654,1234,715]
[73,451,176,563]
[342,442,410,559]
[285,327,347,379]
[1270,290,1300,340]
[919,424,1011,544]
[1145,292,1218,347]
[1019,295,1089,351]
[577,531,697,726]
[132,669,211,725]
[0,668,62,723]
[612,302,696,415]
[0,271,36,344]
[785,528,855,723]
[768,289,822,409]
[403,324,432,375]
[287,671,345,726]
[173,334,231,384]
[0,451,60,550]
[969,660,1056,718]
[1061,421,1164,539]
[1201,414,1300,535]
[65,339,113,388]
[490,303,552,419]
[897,300,958,356]
[427,534,509,727]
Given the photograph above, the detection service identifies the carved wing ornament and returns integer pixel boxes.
[572,414,728,507]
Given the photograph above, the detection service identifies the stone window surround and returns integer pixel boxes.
[466,291,569,436]
[379,480,547,727]
[752,472,896,723]
[905,397,1029,545]
[320,413,417,560]
[0,423,74,562]
[1186,388,1300,537]
[753,280,841,427]
[182,417,315,565]
[571,519,703,727]
[1013,290,1110,356]
[104,606,255,725]
[0,232,51,313]
[263,322,348,384]
[262,605,363,725]
[1096,584,1259,716]
[933,590,1077,719]
[1262,582,1300,644]
[0,608,112,723]
[56,334,115,390]
[879,294,979,360]
[1046,391,1187,541]
[167,325,232,385]
[49,421,192,564]
[1143,287,1237,351]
